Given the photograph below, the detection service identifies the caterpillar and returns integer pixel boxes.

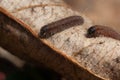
[86,25,120,40]
[39,16,84,38]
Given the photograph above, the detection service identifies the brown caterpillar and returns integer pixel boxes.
[39,16,84,38]
[86,25,120,40]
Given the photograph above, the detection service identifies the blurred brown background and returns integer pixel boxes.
[64,0,120,32]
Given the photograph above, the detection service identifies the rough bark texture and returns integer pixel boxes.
[0,9,101,80]
[0,0,120,80]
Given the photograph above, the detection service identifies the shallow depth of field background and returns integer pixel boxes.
[1,0,120,80]
[64,0,120,32]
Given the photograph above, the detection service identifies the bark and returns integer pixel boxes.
[0,8,101,80]
[0,0,120,80]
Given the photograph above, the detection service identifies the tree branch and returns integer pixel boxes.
[0,9,101,80]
